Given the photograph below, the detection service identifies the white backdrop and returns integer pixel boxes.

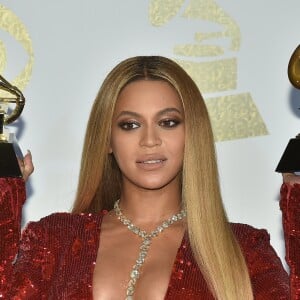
[1,0,300,267]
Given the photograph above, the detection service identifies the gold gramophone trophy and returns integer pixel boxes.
[0,74,25,177]
[276,45,300,172]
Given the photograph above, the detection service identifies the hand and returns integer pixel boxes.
[18,150,34,182]
[282,172,300,185]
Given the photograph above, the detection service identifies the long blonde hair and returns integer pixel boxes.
[72,56,253,299]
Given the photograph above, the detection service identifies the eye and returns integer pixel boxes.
[159,119,181,128]
[118,121,140,130]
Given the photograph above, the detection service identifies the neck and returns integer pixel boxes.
[118,180,182,225]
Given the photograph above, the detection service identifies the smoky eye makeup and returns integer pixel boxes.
[158,109,184,128]
[158,118,182,128]
[117,120,140,130]
[114,107,184,130]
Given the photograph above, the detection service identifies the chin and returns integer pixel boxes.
[136,178,178,191]
[135,181,163,190]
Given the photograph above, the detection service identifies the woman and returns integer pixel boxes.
[0,56,295,299]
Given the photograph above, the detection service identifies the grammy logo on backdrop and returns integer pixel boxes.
[0,74,25,177]
[276,45,300,173]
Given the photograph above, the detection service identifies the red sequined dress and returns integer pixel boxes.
[0,177,296,299]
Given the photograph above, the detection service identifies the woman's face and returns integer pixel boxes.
[110,80,185,191]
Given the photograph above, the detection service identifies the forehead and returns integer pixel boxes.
[114,80,183,114]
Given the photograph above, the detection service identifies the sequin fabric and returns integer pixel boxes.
[281,183,300,300]
[0,177,291,299]
[165,225,289,299]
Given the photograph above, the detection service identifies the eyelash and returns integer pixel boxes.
[158,119,181,128]
[118,121,140,130]
[118,119,181,130]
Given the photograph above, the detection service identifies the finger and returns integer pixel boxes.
[282,173,294,180]
[23,150,33,169]
[282,172,300,184]
[21,150,34,181]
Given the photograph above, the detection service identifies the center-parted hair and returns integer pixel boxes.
[72,56,253,300]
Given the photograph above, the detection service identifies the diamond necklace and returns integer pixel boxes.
[113,199,186,300]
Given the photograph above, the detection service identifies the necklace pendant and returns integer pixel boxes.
[113,200,186,300]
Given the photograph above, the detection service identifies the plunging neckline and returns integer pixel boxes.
[92,211,187,299]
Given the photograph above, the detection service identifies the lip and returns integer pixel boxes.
[136,155,167,170]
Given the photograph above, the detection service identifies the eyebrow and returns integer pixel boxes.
[116,107,183,119]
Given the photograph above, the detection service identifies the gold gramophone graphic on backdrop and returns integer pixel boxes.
[276,45,300,172]
[149,0,268,142]
[0,74,25,177]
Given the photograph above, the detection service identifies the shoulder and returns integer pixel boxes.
[230,224,289,297]
[22,211,105,242]
[230,223,270,244]
[30,211,104,227]
[230,222,273,255]
[230,222,286,275]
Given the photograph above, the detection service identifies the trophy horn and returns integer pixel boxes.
[275,45,300,172]
[0,75,25,177]
[288,45,300,89]
[0,74,25,126]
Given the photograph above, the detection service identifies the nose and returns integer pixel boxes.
[139,125,162,147]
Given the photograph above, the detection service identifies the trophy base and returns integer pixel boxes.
[0,143,22,177]
[276,138,300,172]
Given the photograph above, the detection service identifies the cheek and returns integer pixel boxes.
[169,131,185,155]
[110,135,135,163]
[110,128,139,154]
[109,130,125,155]
[167,139,185,165]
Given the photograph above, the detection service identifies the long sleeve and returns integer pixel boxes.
[0,177,54,299]
[0,177,26,298]
[280,183,300,299]
[0,176,101,299]
[232,224,289,299]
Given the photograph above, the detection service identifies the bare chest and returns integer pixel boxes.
[92,220,184,299]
